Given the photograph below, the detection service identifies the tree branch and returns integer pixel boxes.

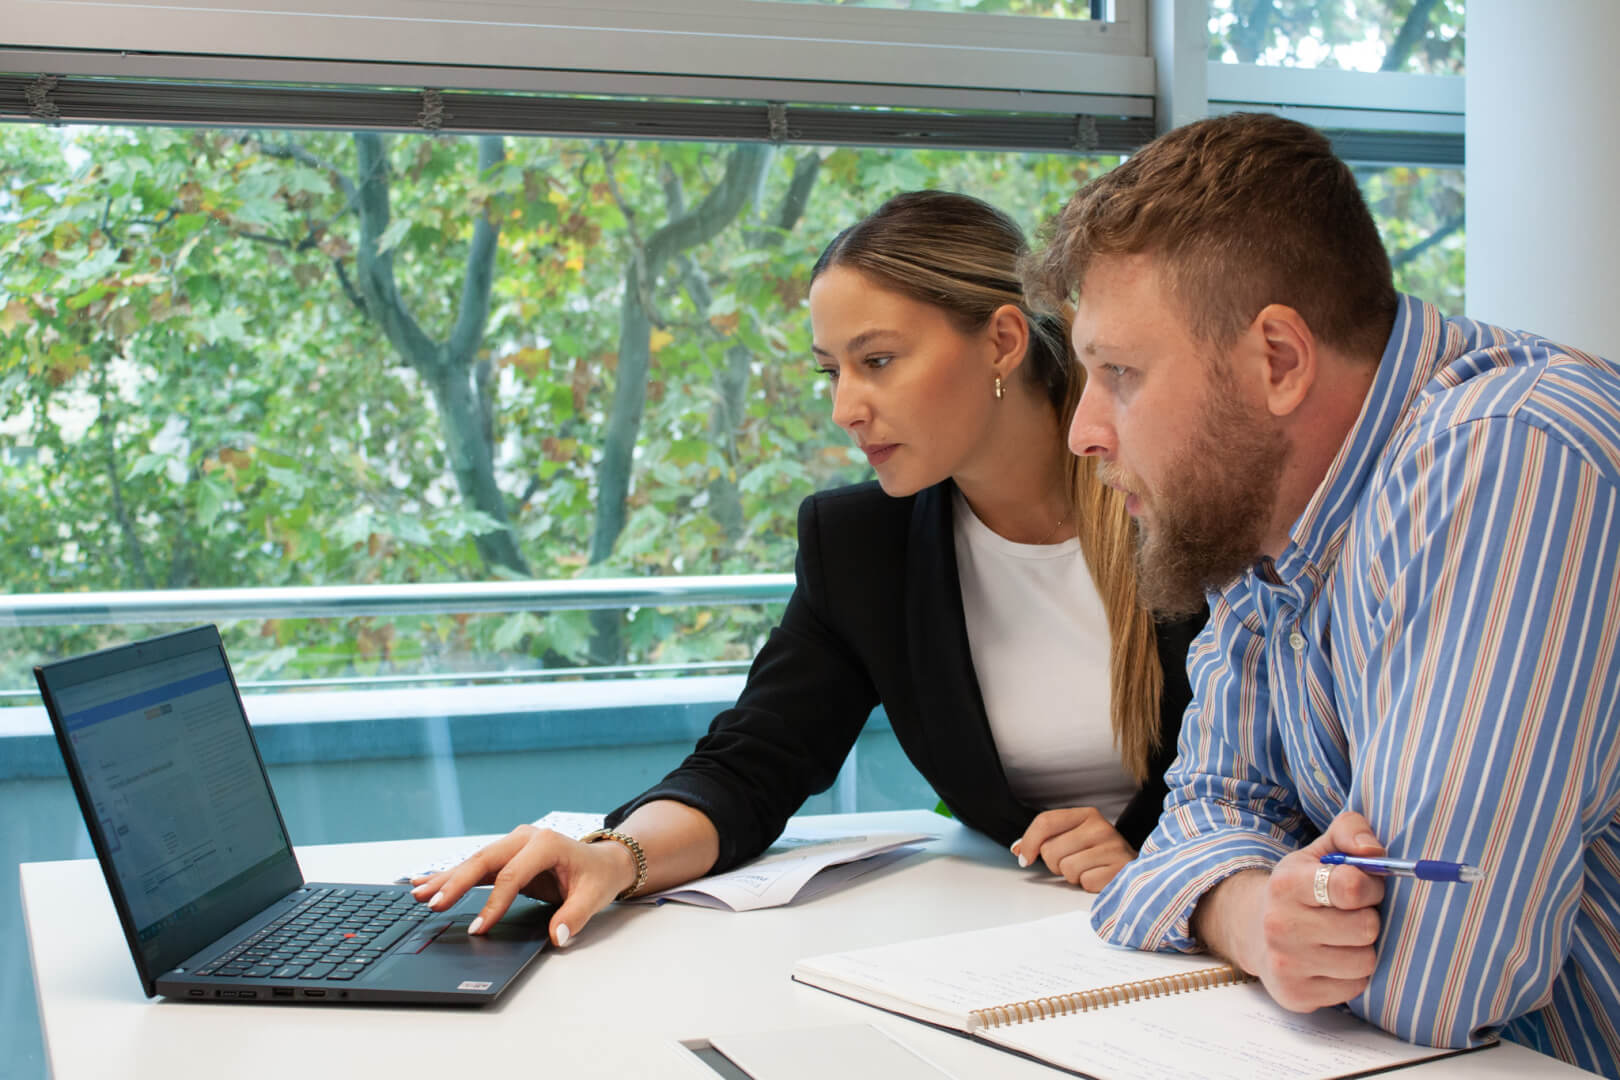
[588,143,771,570]
[333,257,370,320]
[1382,0,1441,72]
[447,135,505,364]
[773,150,822,232]
[1390,211,1464,269]
[257,137,359,207]
[95,364,155,590]
[1229,0,1277,63]
[352,132,441,375]
[646,145,772,265]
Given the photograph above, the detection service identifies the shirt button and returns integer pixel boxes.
[1313,766,1330,786]
[1289,630,1306,652]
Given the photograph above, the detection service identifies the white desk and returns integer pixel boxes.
[20,810,1600,1079]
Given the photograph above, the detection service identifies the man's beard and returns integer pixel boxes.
[1113,366,1287,617]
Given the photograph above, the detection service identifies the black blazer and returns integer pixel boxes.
[607,480,1203,874]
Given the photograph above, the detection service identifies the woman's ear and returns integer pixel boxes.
[987,303,1031,378]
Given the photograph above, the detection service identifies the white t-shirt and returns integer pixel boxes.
[951,488,1136,821]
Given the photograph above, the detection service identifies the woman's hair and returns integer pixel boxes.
[813,190,1165,782]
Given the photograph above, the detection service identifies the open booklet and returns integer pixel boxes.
[400,812,931,912]
[792,910,1488,1080]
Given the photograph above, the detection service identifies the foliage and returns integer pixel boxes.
[0,126,1117,687]
[0,114,1464,691]
[1210,0,1465,74]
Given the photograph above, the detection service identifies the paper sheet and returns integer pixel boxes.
[793,910,1472,1080]
[981,981,1464,1080]
[634,831,930,911]
[398,814,933,911]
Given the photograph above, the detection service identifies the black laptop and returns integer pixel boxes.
[34,624,550,1005]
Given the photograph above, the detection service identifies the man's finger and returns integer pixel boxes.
[1303,907,1382,950]
[1304,810,1384,857]
[1322,863,1386,912]
[1268,974,1371,1013]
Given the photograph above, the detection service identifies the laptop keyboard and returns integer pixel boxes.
[193,887,435,982]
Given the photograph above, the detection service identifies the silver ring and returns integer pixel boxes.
[1313,863,1334,908]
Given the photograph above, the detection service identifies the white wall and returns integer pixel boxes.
[1466,0,1620,358]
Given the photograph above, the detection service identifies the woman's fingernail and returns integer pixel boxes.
[468,916,485,935]
[1018,853,1031,868]
[555,923,571,948]
[428,890,444,909]
[411,883,431,897]
[1355,832,1379,849]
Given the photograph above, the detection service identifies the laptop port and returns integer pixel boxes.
[238,990,258,999]
[272,988,294,999]
[303,989,327,998]
[188,990,205,998]
[218,991,236,998]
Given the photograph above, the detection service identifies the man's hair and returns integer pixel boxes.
[1024,112,1399,361]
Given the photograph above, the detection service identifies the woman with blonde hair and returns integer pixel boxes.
[413,190,1203,946]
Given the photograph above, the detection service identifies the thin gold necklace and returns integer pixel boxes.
[1038,511,1070,545]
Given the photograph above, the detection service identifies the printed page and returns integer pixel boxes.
[634,830,931,911]
[792,910,1230,1032]
[981,980,1463,1080]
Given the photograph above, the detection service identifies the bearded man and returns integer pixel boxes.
[1025,111,1620,1078]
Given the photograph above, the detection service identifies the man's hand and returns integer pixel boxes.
[1012,807,1137,892]
[1193,810,1388,1011]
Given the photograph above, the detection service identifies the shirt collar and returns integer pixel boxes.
[1223,293,1453,606]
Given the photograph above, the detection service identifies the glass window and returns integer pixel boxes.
[1208,0,1465,74]
[1361,164,1466,311]
[0,126,1114,679]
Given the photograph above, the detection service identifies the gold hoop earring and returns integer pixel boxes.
[994,375,1004,400]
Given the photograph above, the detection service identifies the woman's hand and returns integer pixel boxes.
[409,825,638,948]
[1011,807,1137,892]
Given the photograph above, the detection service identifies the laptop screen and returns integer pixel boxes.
[40,626,303,991]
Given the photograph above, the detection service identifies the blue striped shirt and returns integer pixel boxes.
[1092,295,1620,1076]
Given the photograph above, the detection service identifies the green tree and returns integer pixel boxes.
[0,121,1462,688]
[1210,0,1465,73]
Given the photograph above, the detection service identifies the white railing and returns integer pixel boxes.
[0,574,795,626]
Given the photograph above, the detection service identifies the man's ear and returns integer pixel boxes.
[987,303,1031,379]
[1250,304,1317,418]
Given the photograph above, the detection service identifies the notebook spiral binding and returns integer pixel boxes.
[968,965,1256,1029]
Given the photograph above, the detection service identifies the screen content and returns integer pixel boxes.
[55,645,291,941]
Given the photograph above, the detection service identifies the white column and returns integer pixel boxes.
[1466,0,1620,358]
[1149,0,1208,134]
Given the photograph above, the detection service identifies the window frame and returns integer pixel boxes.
[3,0,1152,99]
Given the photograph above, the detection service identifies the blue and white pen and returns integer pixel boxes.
[1320,853,1483,883]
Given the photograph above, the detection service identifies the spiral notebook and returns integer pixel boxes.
[791,910,1485,1080]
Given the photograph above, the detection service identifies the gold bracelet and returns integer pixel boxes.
[579,828,648,900]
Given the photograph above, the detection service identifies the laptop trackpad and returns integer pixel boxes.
[420,898,552,950]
